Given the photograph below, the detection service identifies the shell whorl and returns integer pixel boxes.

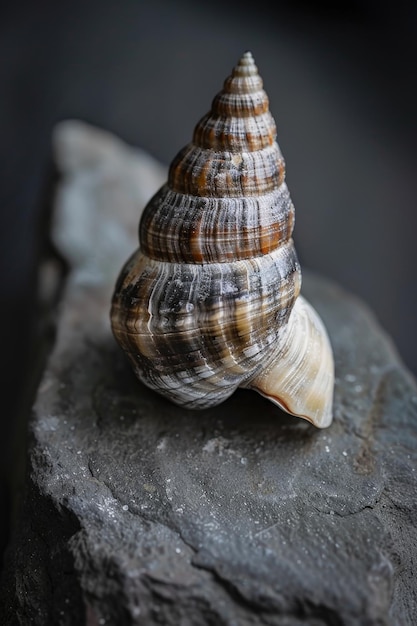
[140,51,293,264]
[111,52,334,428]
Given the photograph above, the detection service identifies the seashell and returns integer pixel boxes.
[110,51,334,428]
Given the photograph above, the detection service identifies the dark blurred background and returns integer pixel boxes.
[1,0,416,563]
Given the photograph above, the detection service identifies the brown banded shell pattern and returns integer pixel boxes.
[111,52,302,409]
[140,52,294,264]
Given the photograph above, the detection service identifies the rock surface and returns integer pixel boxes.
[1,121,417,625]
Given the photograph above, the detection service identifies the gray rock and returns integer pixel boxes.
[1,122,417,626]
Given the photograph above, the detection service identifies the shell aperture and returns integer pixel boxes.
[110,51,334,428]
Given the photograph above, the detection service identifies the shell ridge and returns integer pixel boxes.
[140,182,295,264]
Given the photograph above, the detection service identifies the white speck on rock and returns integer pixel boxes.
[203,436,231,455]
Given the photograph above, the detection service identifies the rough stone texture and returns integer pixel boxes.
[1,121,417,626]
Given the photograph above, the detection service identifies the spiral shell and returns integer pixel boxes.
[111,51,334,428]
